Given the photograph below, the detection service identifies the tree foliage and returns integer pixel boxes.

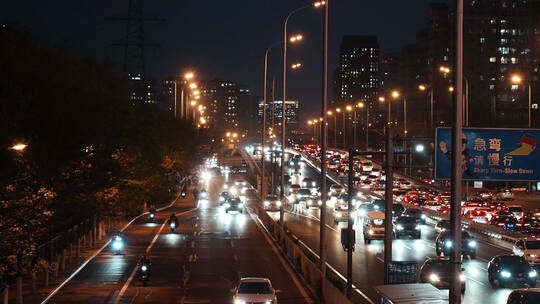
[0,24,205,285]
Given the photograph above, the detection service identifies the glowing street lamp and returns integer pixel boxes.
[289,34,304,43]
[391,90,400,98]
[184,72,194,80]
[189,83,197,89]
[418,84,427,91]
[510,74,523,84]
[291,63,302,69]
[313,1,326,8]
[10,143,28,151]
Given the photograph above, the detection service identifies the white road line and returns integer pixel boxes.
[40,195,183,304]
[247,209,315,304]
[113,207,197,304]
[466,276,486,286]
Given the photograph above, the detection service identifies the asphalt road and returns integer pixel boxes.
[260,152,537,304]
[45,171,310,304]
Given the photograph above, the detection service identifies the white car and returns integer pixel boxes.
[329,184,345,196]
[513,238,540,266]
[496,189,515,200]
[508,205,524,220]
[399,181,412,190]
[233,277,279,304]
[361,161,373,172]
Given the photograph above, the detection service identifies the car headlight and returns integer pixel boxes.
[501,270,511,278]
[415,225,422,230]
[421,214,427,219]
[264,201,270,206]
[220,197,224,202]
[374,205,379,210]
[445,240,453,248]
[529,270,537,278]
[277,201,282,206]
[113,240,123,250]
[234,300,246,304]
[141,265,148,272]
[468,240,477,247]
[307,199,313,204]
[429,273,440,282]
[368,230,374,235]
[529,254,537,258]
[396,224,404,231]
[335,213,342,218]
[459,274,466,282]
[318,200,322,205]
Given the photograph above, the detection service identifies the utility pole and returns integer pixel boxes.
[384,127,394,284]
[450,0,464,302]
[346,149,355,298]
[319,0,329,279]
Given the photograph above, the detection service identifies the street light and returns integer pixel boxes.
[189,83,197,89]
[289,34,303,42]
[10,143,28,151]
[391,90,407,135]
[418,84,434,130]
[291,63,302,69]
[313,1,326,7]
[184,72,194,80]
[510,73,532,128]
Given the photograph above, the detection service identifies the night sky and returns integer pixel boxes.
[2,0,444,118]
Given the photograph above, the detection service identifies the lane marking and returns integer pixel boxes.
[466,276,486,286]
[40,194,184,304]
[247,209,315,304]
[113,207,197,304]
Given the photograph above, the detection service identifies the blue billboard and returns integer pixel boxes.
[435,128,540,181]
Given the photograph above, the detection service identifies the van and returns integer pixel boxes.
[363,211,385,244]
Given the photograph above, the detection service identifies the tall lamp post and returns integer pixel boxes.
[510,74,532,128]
[281,4,310,212]
[345,105,353,148]
[356,102,369,150]
[418,84,434,130]
[262,42,283,199]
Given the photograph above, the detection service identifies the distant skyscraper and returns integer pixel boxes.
[257,100,300,135]
[333,35,380,107]
[200,79,251,134]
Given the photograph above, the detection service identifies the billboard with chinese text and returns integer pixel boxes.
[435,128,540,181]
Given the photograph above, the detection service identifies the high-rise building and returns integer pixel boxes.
[257,100,300,135]
[128,73,157,104]
[387,1,540,134]
[200,79,251,134]
[333,35,380,106]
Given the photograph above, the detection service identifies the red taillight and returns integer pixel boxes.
[498,223,504,226]
[517,223,522,227]
[469,215,474,218]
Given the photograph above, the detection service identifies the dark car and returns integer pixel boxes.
[488,255,537,288]
[506,288,540,304]
[491,216,518,231]
[219,191,231,206]
[392,203,405,217]
[225,198,243,213]
[435,219,451,232]
[393,216,421,239]
[403,208,426,224]
[435,230,476,259]
[419,257,466,292]
[372,199,386,212]
[295,188,313,203]
[524,227,540,238]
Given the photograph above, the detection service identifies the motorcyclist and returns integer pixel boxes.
[168,213,179,230]
[138,254,152,267]
[181,186,188,198]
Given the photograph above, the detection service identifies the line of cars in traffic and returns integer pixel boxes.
[291,144,540,298]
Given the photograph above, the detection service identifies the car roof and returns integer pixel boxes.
[240,277,271,283]
[510,288,540,294]
[367,211,385,219]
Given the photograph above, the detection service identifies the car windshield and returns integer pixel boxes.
[509,207,523,212]
[298,189,311,195]
[397,217,417,224]
[393,204,405,212]
[428,261,450,273]
[406,209,422,216]
[238,282,272,294]
[525,241,540,249]
[500,256,529,270]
